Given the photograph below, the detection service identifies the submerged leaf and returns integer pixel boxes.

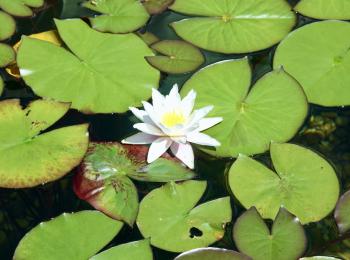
[180,58,308,158]
[229,143,339,224]
[13,211,123,260]
[74,142,195,225]
[137,31,159,46]
[83,0,150,33]
[142,0,174,14]
[274,21,350,106]
[91,239,153,260]
[0,99,89,188]
[17,19,160,113]
[175,247,251,260]
[170,0,296,53]
[335,190,350,234]
[233,207,307,260]
[146,40,204,74]
[137,180,232,252]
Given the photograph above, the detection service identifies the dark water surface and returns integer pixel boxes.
[0,0,350,259]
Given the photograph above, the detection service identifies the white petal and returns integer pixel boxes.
[166,84,181,108]
[129,107,152,124]
[142,101,170,133]
[147,137,172,163]
[170,136,187,144]
[181,90,196,117]
[186,132,220,147]
[196,117,223,132]
[121,132,157,144]
[170,142,194,169]
[185,105,214,130]
[152,88,165,111]
[133,123,164,136]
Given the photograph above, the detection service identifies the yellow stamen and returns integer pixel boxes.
[161,111,185,128]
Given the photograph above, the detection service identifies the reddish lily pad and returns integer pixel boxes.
[335,190,350,234]
[175,247,251,260]
[74,142,195,226]
[146,40,204,74]
[142,0,174,14]
[233,207,307,260]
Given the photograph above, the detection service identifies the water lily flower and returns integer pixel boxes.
[121,84,222,169]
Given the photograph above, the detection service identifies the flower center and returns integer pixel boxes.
[161,111,185,128]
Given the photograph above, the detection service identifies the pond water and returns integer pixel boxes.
[1,0,350,259]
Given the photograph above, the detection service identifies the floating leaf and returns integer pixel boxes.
[17,19,160,113]
[229,143,339,224]
[83,0,150,33]
[335,190,350,234]
[13,210,123,260]
[74,143,195,225]
[175,247,251,260]
[0,99,89,188]
[0,43,15,67]
[6,30,61,78]
[146,40,204,74]
[0,11,15,40]
[143,0,174,14]
[301,257,341,260]
[180,58,307,158]
[137,31,159,46]
[170,0,296,54]
[274,21,350,107]
[233,207,307,260]
[91,239,153,260]
[0,76,3,95]
[294,0,350,20]
[0,0,44,17]
[137,180,232,252]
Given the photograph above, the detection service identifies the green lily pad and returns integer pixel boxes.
[13,210,123,260]
[137,180,232,252]
[83,0,150,33]
[0,43,15,68]
[274,20,350,107]
[91,239,153,260]
[74,142,195,225]
[0,99,89,188]
[233,207,307,260]
[137,31,159,46]
[142,0,174,14]
[0,11,16,40]
[228,143,340,224]
[17,18,160,113]
[301,257,341,260]
[175,247,251,260]
[0,0,44,17]
[180,58,308,158]
[0,76,3,96]
[294,0,350,20]
[335,190,350,234]
[146,40,204,74]
[169,0,296,54]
